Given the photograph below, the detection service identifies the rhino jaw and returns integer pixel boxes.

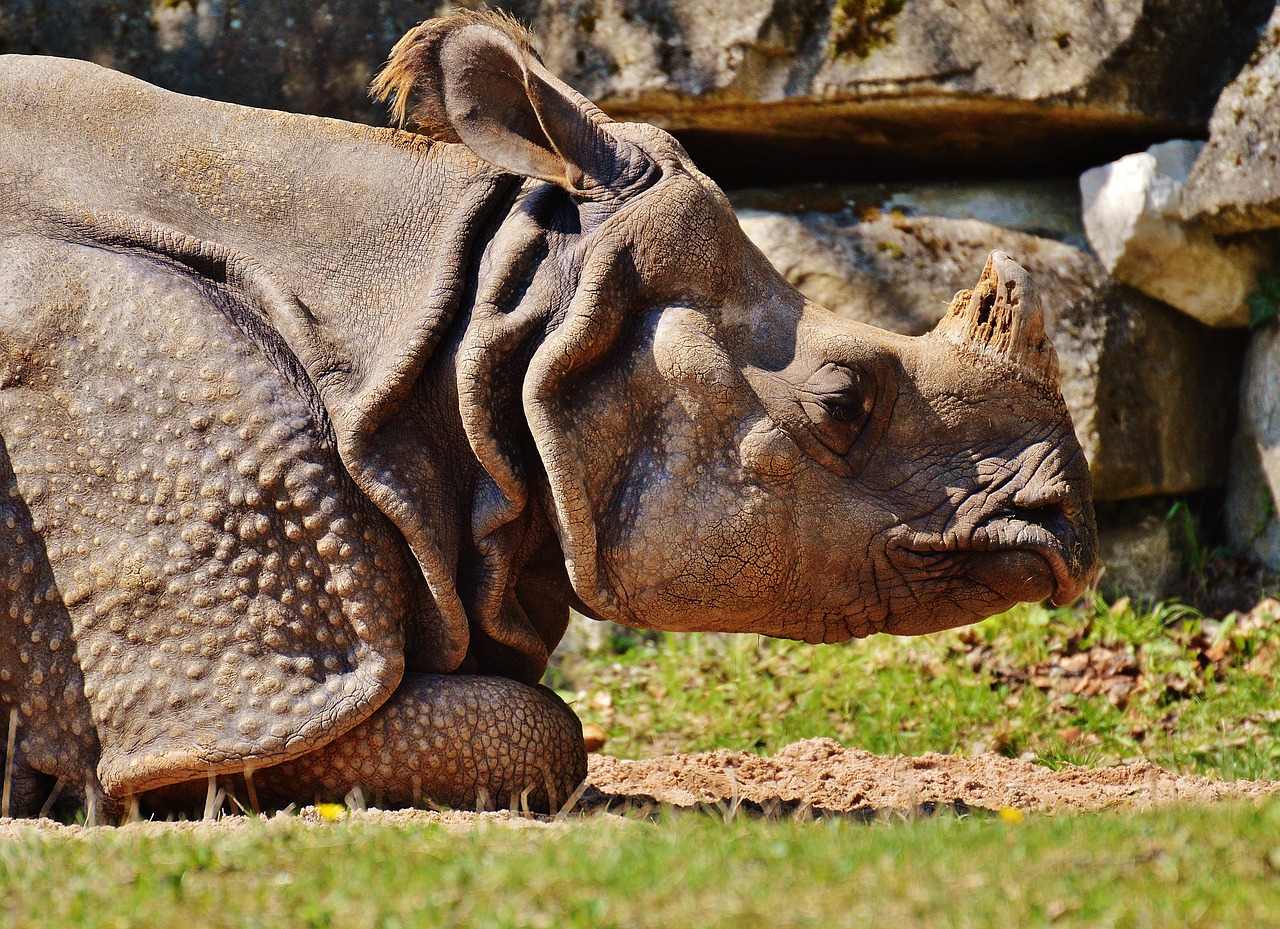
[963,500,1093,608]
[888,486,1094,634]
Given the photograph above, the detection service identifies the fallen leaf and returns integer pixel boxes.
[1247,645,1277,676]
[582,722,608,753]
[1058,652,1090,675]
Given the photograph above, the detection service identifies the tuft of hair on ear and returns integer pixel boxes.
[370,9,540,141]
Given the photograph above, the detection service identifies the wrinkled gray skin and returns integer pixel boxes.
[0,13,1095,818]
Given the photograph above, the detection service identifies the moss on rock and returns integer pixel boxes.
[829,0,905,59]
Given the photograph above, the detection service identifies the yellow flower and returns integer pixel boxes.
[315,803,347,822]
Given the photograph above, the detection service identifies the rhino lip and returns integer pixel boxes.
[895,520,1085,607]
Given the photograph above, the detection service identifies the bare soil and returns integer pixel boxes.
[2,738,1277,838]
[586,738,1280,815]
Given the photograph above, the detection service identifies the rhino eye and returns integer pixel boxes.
[801,364,873,455]
[827,394,865,422]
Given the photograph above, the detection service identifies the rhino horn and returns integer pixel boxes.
[931,251,1060,387]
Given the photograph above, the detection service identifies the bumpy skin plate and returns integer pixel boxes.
[145,674,587,813]
[0,234,410,797]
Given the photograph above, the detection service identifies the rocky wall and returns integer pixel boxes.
[0,0,1273,185]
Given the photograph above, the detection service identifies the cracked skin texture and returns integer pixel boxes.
[0,13,1095,817]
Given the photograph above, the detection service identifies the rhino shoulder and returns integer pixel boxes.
[0,231,422,797]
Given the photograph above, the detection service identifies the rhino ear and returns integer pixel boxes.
[372,13,654,198]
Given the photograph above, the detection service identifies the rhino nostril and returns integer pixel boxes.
[1010,500,1069,534]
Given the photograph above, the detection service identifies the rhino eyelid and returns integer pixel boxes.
[813,368,874,423]
[798,393,873,462]
[821,390,869,422]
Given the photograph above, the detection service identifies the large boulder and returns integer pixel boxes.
[732,177,1088,247]
[0,1,1272,186]
[0,1,389,123]
[736,206,1241,500]
[0,0,413,125]
[525,0,1272,184]
[1226,323,1280,570]
[1094,500,1181,603]
[1180,6,1280,235]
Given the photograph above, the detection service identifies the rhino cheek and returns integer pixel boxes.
[602,464,795,631]
[721,461,890,643]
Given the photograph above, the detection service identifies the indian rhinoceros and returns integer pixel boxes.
[0,12,1096,818]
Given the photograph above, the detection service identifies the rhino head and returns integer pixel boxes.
[374,12,1097,648]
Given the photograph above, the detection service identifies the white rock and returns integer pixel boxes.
[1080,140,1271,327]
[1179,6,1280,235]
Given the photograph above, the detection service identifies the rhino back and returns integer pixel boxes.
[0,53,481,355]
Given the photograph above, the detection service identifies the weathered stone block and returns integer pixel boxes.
[1094,500,1181,603]
[1180,6,1280,235]
[526,0,1273,183]
[0,1,1272,186]
[737,208,1241,499]
[1081,141,1272,328]
[732,177,1088,248]
[1226,323,1280,569]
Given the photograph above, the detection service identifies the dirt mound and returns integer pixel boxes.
[586,738,1280,815]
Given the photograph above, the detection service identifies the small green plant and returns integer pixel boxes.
[1165,499,1235,589]
[1167,499,1210,575]
[829,0,907,59]
[1246,272,1280,328]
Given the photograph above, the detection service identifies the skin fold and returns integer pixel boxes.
[0,12,1095,817]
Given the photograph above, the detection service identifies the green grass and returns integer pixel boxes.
[7,801,1280,927]
[549,596,1280,780]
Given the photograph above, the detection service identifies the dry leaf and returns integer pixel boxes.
[582,722,608,753]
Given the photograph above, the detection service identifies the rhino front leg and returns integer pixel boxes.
[243,674,587,813]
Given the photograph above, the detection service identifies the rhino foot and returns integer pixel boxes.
[144,674,587,816]
[0,737,58,818]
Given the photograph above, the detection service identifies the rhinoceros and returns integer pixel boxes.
[0,12,1095,818]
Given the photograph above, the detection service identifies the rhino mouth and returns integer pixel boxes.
[893,516,1086,608]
